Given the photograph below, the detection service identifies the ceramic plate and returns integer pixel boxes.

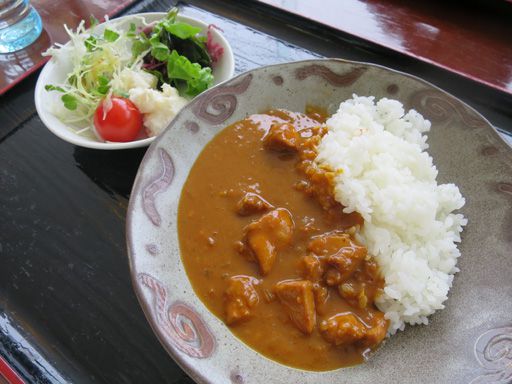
[126,59,512,384]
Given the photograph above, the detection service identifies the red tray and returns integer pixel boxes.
[259,0,512,95]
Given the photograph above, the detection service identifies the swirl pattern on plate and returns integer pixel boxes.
[295,64,366,86]
[142,148,174,227]
[409,88,486,128]
[193,74,253,124]
[138,272,215,358]
[471,326,512,384]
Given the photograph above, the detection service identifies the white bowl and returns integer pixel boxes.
[35,12,235,150]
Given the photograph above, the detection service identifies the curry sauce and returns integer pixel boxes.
[178,108,388,371]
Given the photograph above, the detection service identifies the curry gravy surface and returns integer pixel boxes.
[178,109,386,371]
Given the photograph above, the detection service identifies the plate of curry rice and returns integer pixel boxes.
[126,59,512,384]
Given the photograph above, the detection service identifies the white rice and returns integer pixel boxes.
[315,95,467,333]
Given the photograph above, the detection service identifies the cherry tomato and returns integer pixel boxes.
[93,97,143,142]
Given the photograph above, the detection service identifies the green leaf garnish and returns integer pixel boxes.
[149,23,163,43]
[45,84,65,92]
[126,23,136,38]
[170,34,211,68]
[67,74,77,86]
[61,94,78,110]
[166,50,213,97]
[89,15,99,27]
[187,66,213,96]
[104,29,120,42]
[84,36,97,51]
[128,8,214,98]
[165,8,178,23]
[131,35,151,57]
[96,75,110,95]
[163,21,201,39]
[150,41,170,61]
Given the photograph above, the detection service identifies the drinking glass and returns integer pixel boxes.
[0,0,42,53]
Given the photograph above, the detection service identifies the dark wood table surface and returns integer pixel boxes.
[0,0,511,383]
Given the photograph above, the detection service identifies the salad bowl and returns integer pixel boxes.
[35,12,235,150]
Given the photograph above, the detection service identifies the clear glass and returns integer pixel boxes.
[0,0,42,53]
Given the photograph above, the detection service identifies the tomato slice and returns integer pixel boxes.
[93,97,143,142]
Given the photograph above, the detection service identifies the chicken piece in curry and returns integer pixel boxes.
[178,108,388,371]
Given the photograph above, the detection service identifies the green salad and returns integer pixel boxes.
[44,9,224,142]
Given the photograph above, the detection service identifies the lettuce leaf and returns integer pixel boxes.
[132,8,214,98]
[163,21,201,40]
[166,50,213,97]
[103,29,120,42]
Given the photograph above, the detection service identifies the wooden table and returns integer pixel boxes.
[0,0,511,382]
